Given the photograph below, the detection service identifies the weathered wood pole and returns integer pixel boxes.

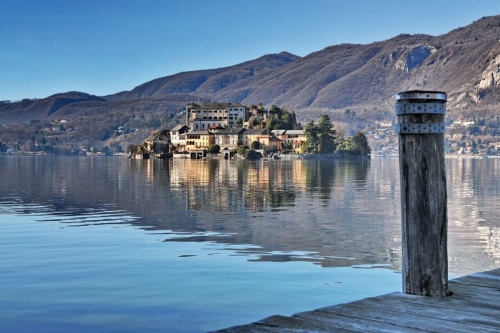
[396,90,449,296]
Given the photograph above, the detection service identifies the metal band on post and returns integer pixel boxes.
[395,103,446,115]
[395,123,445,134]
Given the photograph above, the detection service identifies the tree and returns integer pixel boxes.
[264,105,299,130]
[304,120,320,153]
[270,105,282,118]
[207,144,220,154]
[337,131,371,156]
[304,115,337,154]
[237,145,249,156]
[266,116,277,131]
[251,140,261,150]
[352,132,370,155]
[344,109,356,119]
[136,145,147,154]
[248,117,261,128]
[317,115,337,154]
[245,149,262,160]
[127,144,138,154]
[236,118,244,128]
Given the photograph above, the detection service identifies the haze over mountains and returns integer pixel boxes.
[1,15,499,143]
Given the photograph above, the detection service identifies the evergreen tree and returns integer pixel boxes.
[304,121,320,153]
[352,132,370,155]
[266,116,277,131]
[317,115,337,154]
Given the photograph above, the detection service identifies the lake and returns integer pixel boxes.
[0,156,499,332]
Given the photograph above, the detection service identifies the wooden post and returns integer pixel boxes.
[396,90,449,296]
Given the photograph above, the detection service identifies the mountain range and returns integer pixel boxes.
[1,14,499,146]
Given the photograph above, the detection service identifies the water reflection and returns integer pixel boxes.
[446,157,500,273]
[1,156,499,275]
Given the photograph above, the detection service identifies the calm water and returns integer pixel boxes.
[0,156,499,332]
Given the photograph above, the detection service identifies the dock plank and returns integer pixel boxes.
[217,315,357,333]
[212,269,500,332]
[317,296,500,331]
[385,284,500,317]
[453,274,500,288]
[357,295,500,328]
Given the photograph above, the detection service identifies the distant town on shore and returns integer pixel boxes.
[2,100,500,159]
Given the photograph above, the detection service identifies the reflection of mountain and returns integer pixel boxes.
[1,157,499,275]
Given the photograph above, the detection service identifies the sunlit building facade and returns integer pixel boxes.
[186,102,248,131]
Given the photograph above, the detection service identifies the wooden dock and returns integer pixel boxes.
[214,268,500,332]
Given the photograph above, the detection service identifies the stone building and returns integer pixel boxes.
[185,102,248,131]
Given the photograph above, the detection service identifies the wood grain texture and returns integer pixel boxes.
[398,113,448,296]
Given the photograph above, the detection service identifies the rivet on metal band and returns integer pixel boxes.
[395,102,446,115]
[395,122,446,134]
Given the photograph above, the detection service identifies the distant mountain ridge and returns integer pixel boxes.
[105,52,301,101]
[102,15,500,113]
[1,15,500,143]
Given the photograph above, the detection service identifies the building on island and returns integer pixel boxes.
[144,129,171,153]
[213,128,245,151]
[170,125,190,149]
[185,131,214,152]
[242,128,270,149]
[271,129,306,153]
[140,102,310,158]
[185,102,248,131]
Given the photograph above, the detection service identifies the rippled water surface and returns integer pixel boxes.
[0,156,499,332]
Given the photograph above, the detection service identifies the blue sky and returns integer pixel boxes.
[1,0,499,101]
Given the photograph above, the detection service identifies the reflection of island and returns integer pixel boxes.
[171,159,298,212]
[2,156,499,275]
[169,158,370,212]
